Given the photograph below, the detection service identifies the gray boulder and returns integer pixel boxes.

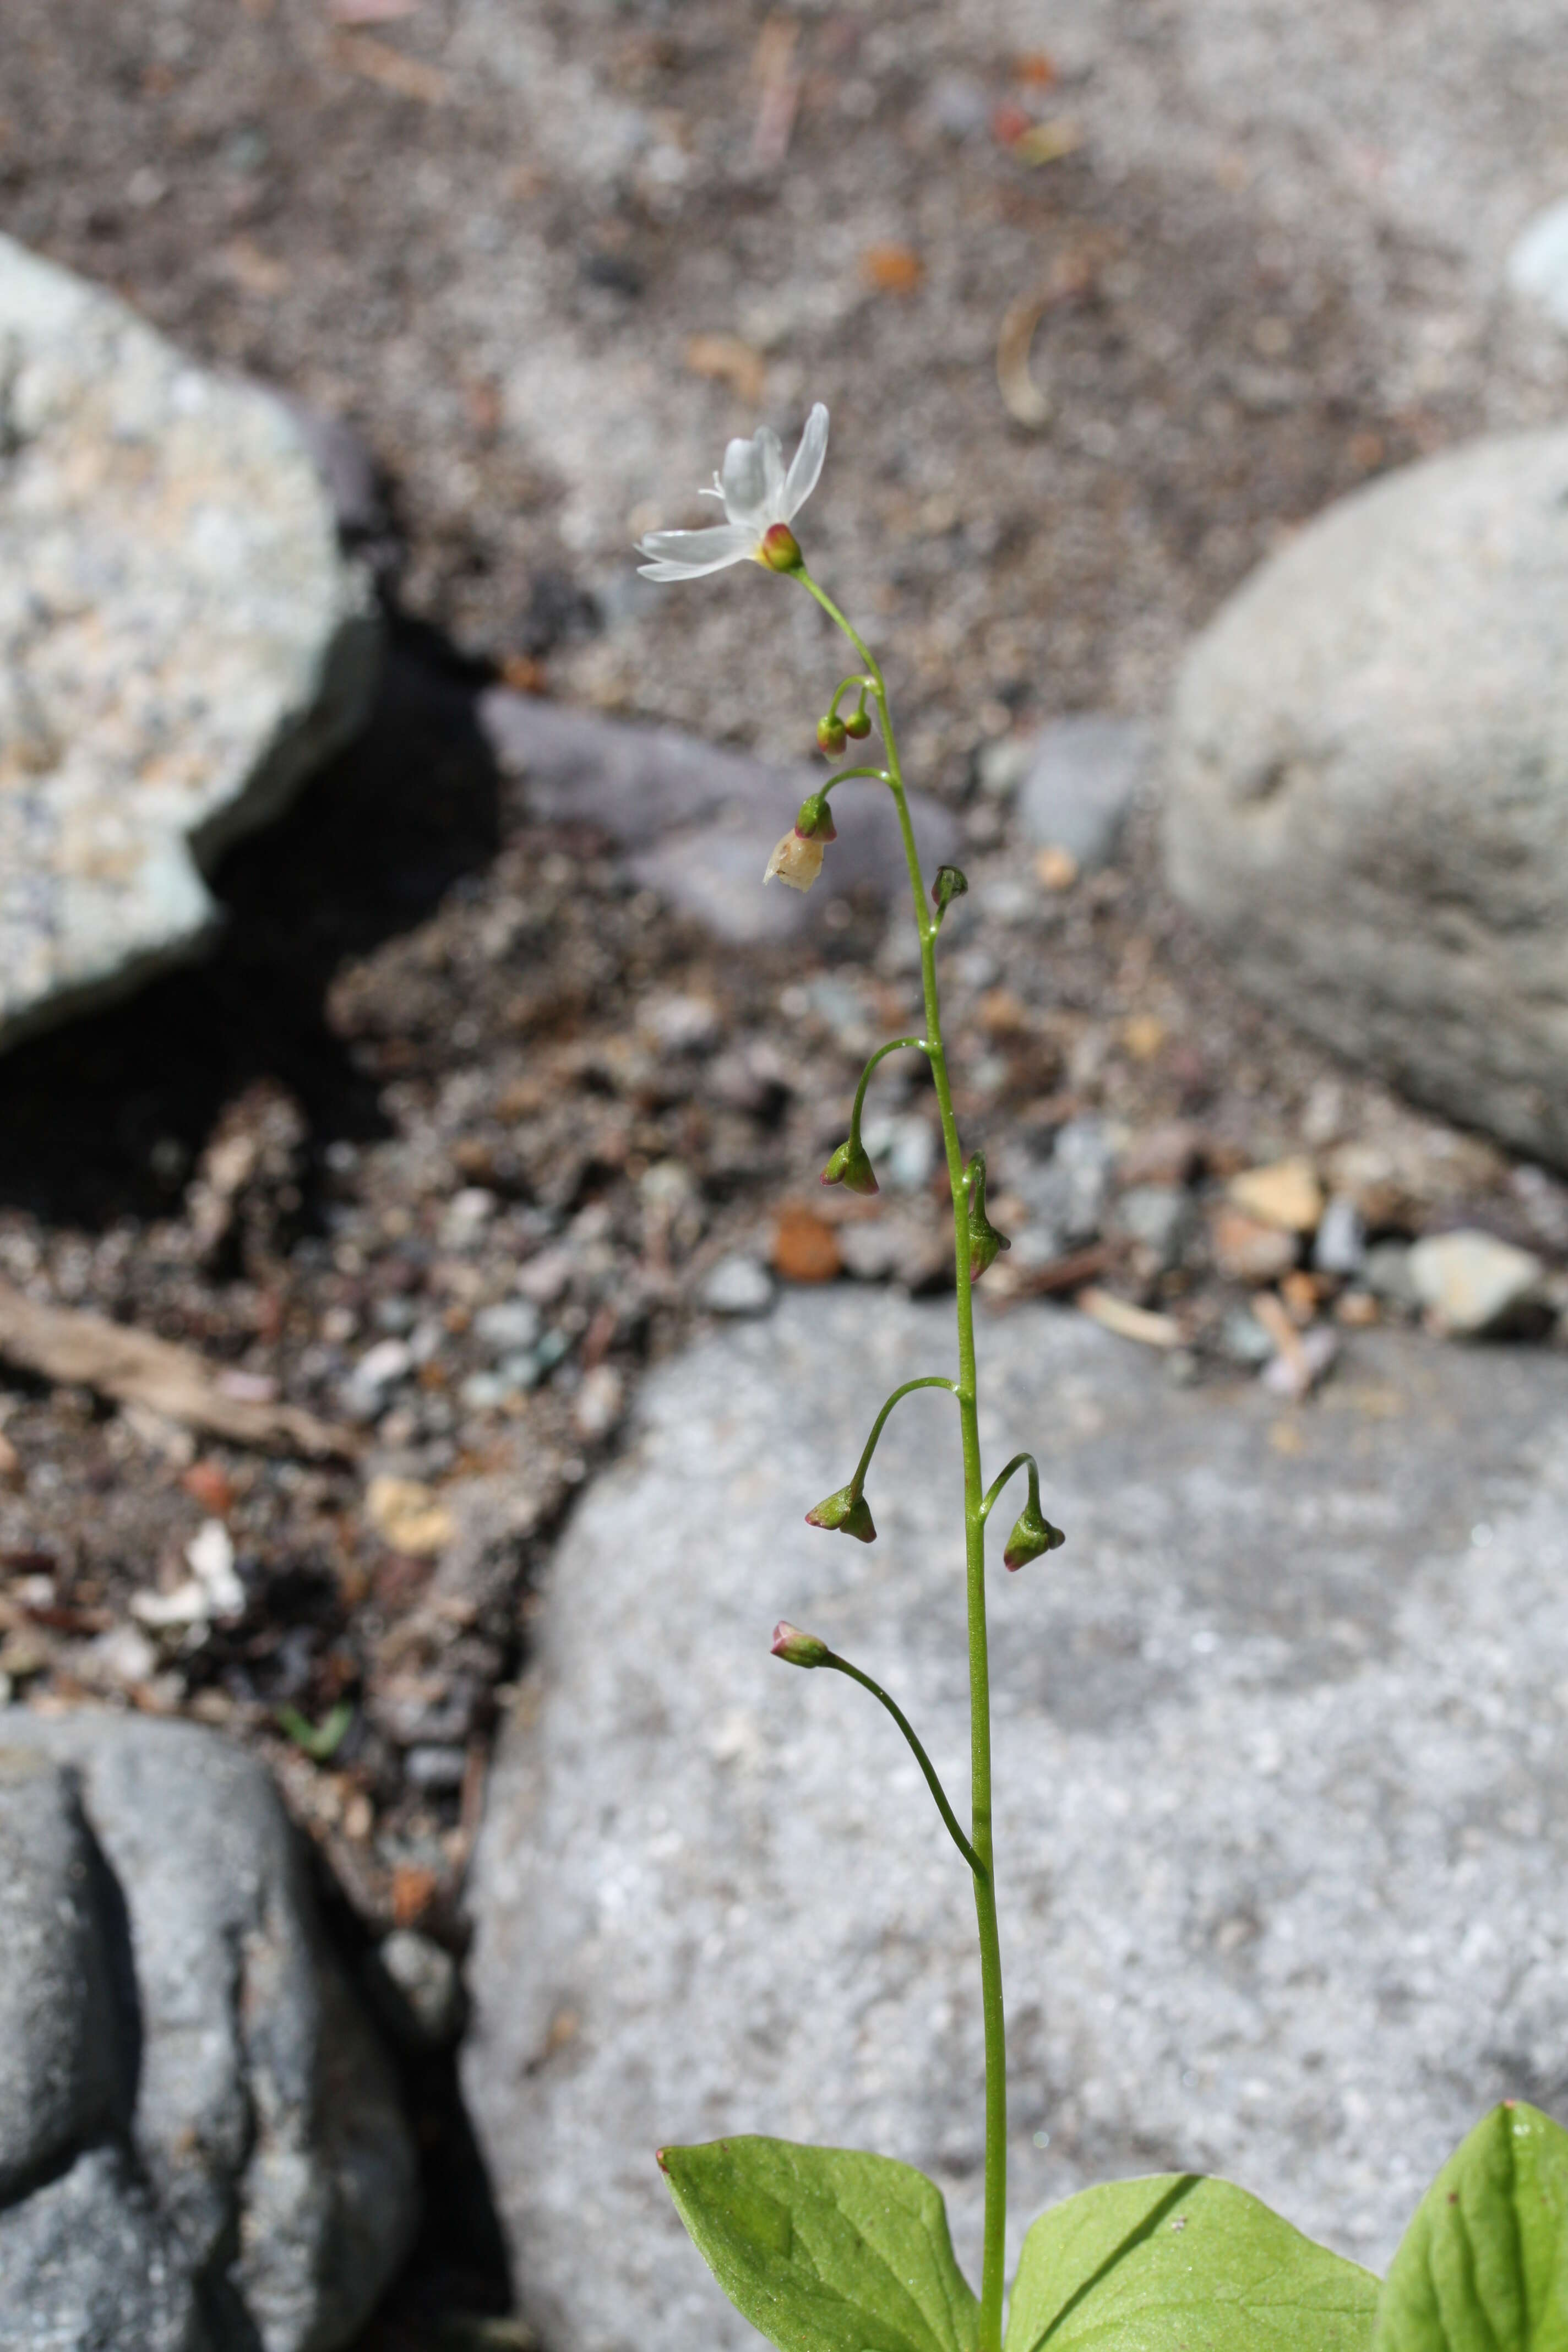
[479,690,957,942]
[1164,429,1568,1166]
[0,1713,418,2351]
[0,1748,128,2206]
[1016,715,1152,872]
[0,235,380,1052]
[465,1286,1568,2351]
[0,2147,206,2352]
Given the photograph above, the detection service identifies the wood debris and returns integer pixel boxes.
[331,29,449,103]
[0,1278,355,1459]
[1077,1286,1183,1349]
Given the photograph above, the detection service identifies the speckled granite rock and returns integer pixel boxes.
[0,1713,418,2352]
[465,1287,1568,2352]
[0,235,380,1050]
[1164,429,1568,1166]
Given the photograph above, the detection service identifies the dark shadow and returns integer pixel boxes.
[303,1847,516,2349]
[0,613,504,1232]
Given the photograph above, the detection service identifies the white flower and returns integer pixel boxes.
[764,827,826,890]
[636,404,829,581]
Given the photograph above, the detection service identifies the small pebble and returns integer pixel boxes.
[572,1364,625,1441]
[698,1255,775,1315]
[473,1299,543,1358]
[404,1743,469,1792]
[1364,1241,1418,1310]
[1313,1193,1366,1277]
[377,1928,464,2046]
[1407,1230,1545,1337]
[1228,1156,1324,1236]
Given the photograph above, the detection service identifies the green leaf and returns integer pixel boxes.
[1374,2101,1568,2352]
[658,2136,978,2352]
[1005,2172,1378,2352]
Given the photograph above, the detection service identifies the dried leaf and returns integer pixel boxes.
[862,243,924,295]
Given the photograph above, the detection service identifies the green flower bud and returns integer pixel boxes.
[963,1152,1011,1283]
[771,1620,831,1667]
[843,707,872,739]
[816,714,848,756]
[932,864,968,918]
[760,522,803,572]
[805,1484,877,1543]
[795,791,838,840]
[1003,1497,1066,1571]
[821,1136,879,1196]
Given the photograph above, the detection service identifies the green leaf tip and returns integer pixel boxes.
[1005,2171,1379,2352]
[1374,2100,1568,2352]
[660,2135,977,2352]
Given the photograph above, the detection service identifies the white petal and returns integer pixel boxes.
[720,433,770,524]
[635,522,757,580]
[781,403,830,521]
[754,425,785,515]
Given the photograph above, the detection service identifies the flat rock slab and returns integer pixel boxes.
[0,1713,418,2352]
[480,689,958,942]
[466,1288,1568,2350]
[1164,428,1568,1167]
[0,235,380,1050]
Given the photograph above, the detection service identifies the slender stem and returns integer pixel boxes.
[849,1374,957,1494]
[850,1036,929,1147]
[980,1452,1040,1528]
[826,671,874,721]
[815,764,890,796]
[797,566,1008,2352]
[820,1652,983,1877]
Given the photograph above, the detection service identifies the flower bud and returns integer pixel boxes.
[932,864,968,919]
[805,1483,877,1543]
[816,714,848,756]
[764,827,826,891]
[771,1620,831,1667]
[843,707,872,740]
[760,522,803,573]
[821,1136,879,1196]
[962,1152,1011,1282]
[1003,1498,1066,1571]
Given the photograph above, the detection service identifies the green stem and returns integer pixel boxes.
[849,1036,929,1150]
[820,1651,983,1877]
[980,1452,1041,1527]
[849,1374,957,1494]
[797,565,1008,2352]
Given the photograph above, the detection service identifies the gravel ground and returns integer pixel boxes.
[6,0,1568,2340]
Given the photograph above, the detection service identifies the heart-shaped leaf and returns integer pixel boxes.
[1005,2171,1378,2352]
[1374,2101,1568,2352]
[658,2135,977,2352]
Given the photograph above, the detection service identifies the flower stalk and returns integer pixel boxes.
[794,561,1012,2351]
[638,407,1065,2352]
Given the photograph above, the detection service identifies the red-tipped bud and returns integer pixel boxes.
[1003,1498,1066,1571]
[771,1621,831,1667]
[817,714,848,756]
[843,707,872,740]
[760,522,803,573]
[805,1484,876,1543]
[821,1137,879,1196]
[963,1152,1011,1283]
